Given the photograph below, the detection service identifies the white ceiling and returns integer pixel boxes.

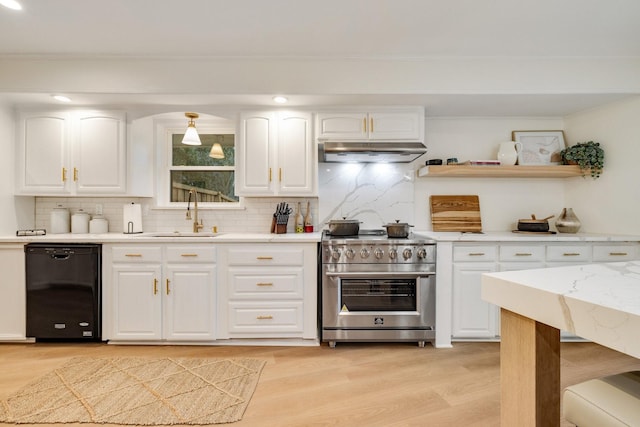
[2,0,640,57]
[1,0,639,115]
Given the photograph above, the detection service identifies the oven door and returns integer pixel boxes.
[322,270,435,330]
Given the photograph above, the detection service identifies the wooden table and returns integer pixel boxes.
[482,261,640,426]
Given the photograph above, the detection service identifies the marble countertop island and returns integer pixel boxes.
[482,260,640,358]
[481,260,640,426]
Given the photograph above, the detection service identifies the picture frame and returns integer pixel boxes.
[511,130,566,165]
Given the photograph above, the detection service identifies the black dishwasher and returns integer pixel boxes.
[26,243,101,341]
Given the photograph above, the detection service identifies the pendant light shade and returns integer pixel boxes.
[181,112,201,145]
[209,142,225,159]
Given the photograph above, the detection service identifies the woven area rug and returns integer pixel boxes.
[0,356,266,425]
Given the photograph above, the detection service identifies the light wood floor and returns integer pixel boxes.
[1,341,639,426]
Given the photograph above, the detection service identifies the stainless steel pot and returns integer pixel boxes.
[383,220,414,238]
[517,214,554,232]
[327,218,361,236]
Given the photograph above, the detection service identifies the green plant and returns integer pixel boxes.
[560,141,604,179]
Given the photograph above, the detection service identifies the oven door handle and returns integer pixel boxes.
[325,271,434,277]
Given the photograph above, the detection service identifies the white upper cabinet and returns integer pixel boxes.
[16,110,126,195]
[237,110,316,196]
[316,107,424,141]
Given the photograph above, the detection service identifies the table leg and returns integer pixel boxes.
[500,308,560,427]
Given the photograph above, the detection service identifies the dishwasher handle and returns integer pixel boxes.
[52,254,71,260]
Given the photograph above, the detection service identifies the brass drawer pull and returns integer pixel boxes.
[563,253,581,256]
[370,117,374,133]
[257,256,273,260]
[257,282,273,287]
[62,167,67,182]
[515,253,533,256]
[363,117,367,132]
[269,168,272,182]
[166,279,170,295]
[153,278,158,295]
[257,315,273,320]
[125,254,143,257]
[279,168,282,182]
[73,167,78,182]
[181,253,198,257]
[468,252,486,256]
[609,252,628,256]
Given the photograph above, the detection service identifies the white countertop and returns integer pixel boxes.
[482,260,640,358]
[2,230,639,244]
[0,231,323,244]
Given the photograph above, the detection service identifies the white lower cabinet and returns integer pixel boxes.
[0,244,26,340]
[450,241,640,341]
[218,243,317,340]
[451,245,498,339]
[105,244,216,342]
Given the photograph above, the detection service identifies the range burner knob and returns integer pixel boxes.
[374,248,385,259]
[417,248,428,259]
[389,248,398,259]
[331,249,341,260]
[345,248,356,259]
[360,248,370,259]
[402,248,413,260]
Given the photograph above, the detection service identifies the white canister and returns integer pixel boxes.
[89,216,109,234]
[71,209,90,234]
[50,206,70,234]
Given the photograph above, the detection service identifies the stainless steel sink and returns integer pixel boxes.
[135,232,221,238]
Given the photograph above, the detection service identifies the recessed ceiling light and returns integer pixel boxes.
[52,95,72,103]
[0,0,22,10]
[273,96,288,104]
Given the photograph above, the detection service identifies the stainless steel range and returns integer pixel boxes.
[321,229,436,347]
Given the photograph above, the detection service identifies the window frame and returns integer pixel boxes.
[155,118,243,209]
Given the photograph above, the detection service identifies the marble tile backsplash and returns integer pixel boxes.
[318,162,415,230]
[35,197,318,234]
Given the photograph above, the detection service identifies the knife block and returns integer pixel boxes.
[270,217,287,234]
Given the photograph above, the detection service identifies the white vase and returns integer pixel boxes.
[497,142,518,165]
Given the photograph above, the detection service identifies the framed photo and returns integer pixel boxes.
[512,130,566,165]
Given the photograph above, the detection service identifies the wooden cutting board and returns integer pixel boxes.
[430,195,482,232]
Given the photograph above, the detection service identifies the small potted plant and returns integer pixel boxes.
[560,141,604,179]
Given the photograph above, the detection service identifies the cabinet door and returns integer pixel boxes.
[164,264,216,341]
[277,112,316,195]
[316,113,367,140]
[369,112,423,140]
[111,264,162,340]
[74,112,126,194]
[0,244,26,340]
[237,112,276,195]
[452,262,498,338]
[16,112,71,194]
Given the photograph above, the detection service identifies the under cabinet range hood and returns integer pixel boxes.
[318,141,427,163]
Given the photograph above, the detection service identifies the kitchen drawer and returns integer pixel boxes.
[453,245,497,262]
[227,247,305,266]
[499,245,545,262]
[228,267,303,299]
[546,245,591,262]
[592,244,639,262]
[227,301,304,335]
[165,245,216,263]
[112,246,162,262]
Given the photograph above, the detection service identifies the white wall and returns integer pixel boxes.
[0,102,34,234]
[563,96,640,234]
[414,117,568,231]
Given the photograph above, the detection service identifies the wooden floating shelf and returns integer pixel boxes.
[417,165,587,178]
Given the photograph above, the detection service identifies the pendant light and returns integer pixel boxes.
[209,141,225,159]
[181,112,201,145]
